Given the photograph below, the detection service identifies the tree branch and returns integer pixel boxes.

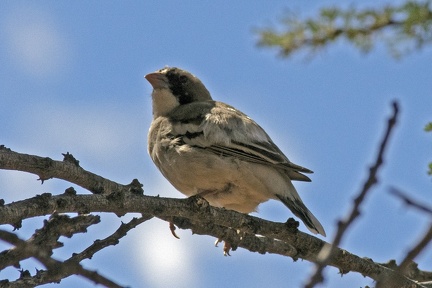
[305,101,400,287]
[6,216,153,287]
[0,230,124,288]
[0,101,429,287]
[257,1,432,58]
[376,224,432,288]
[389,186,432,216]
[0,145,138,195]
[0,189,428,286]
[0,213,100,270]
[70,215,153,263]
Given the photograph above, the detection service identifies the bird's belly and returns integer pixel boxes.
[156,148,275,213]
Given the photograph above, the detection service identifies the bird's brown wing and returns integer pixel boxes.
[169,101,313,182]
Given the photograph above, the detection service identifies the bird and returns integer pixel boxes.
[145,67,326,237]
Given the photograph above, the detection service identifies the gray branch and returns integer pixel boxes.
[0,102,430,287]
[305,101,399,287]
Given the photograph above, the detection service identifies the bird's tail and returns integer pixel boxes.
[276,193,326,237]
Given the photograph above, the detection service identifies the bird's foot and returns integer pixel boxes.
[214,238,231,256]
[169,222,180,239]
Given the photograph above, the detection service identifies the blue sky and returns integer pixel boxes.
[1,1,432,287]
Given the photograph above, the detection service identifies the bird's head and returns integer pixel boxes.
[145,67,212,117]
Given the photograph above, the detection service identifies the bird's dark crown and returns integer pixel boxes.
[158,67,212,105]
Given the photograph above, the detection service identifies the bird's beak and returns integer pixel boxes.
[145,72,169,89]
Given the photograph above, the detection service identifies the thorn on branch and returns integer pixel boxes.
[19,269,31,279]
[126,178,144,195]
[37,157,55,184]
[338,267,349,276]
[64,187,77,195]
[13,220,22,231]
[285,218,300,233]
[38,176,53,184]
[62,152,80,166]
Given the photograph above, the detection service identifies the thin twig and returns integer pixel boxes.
[399,224,432,273]
[17,216,152,287]
[0,230,124,288]
[305,101,400,288]
[70,215,152,262]
[389,187,432,216]
[377,224,432,287]
[0,214,100,270]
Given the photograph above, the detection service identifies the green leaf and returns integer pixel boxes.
[424,122,432,132]
[257,1,432,59]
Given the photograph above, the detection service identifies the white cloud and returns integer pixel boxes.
[2,6,72,80]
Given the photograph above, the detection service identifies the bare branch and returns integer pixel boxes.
[376,224,432,287]
[0,190,428,286]
[0,215,152,287]
[10,216,153,287]
[169,214,299,257]
[70,215,152,262]
[400,224,432,275]
[0,213,99,270]
[0,230,125,288]
[0,102,429,287]
[305,101,400,288]
[389,187,432,216]
[0,146,141,195]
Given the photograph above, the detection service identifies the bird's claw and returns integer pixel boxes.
[214,238,231,256]
[169,222,180,239]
